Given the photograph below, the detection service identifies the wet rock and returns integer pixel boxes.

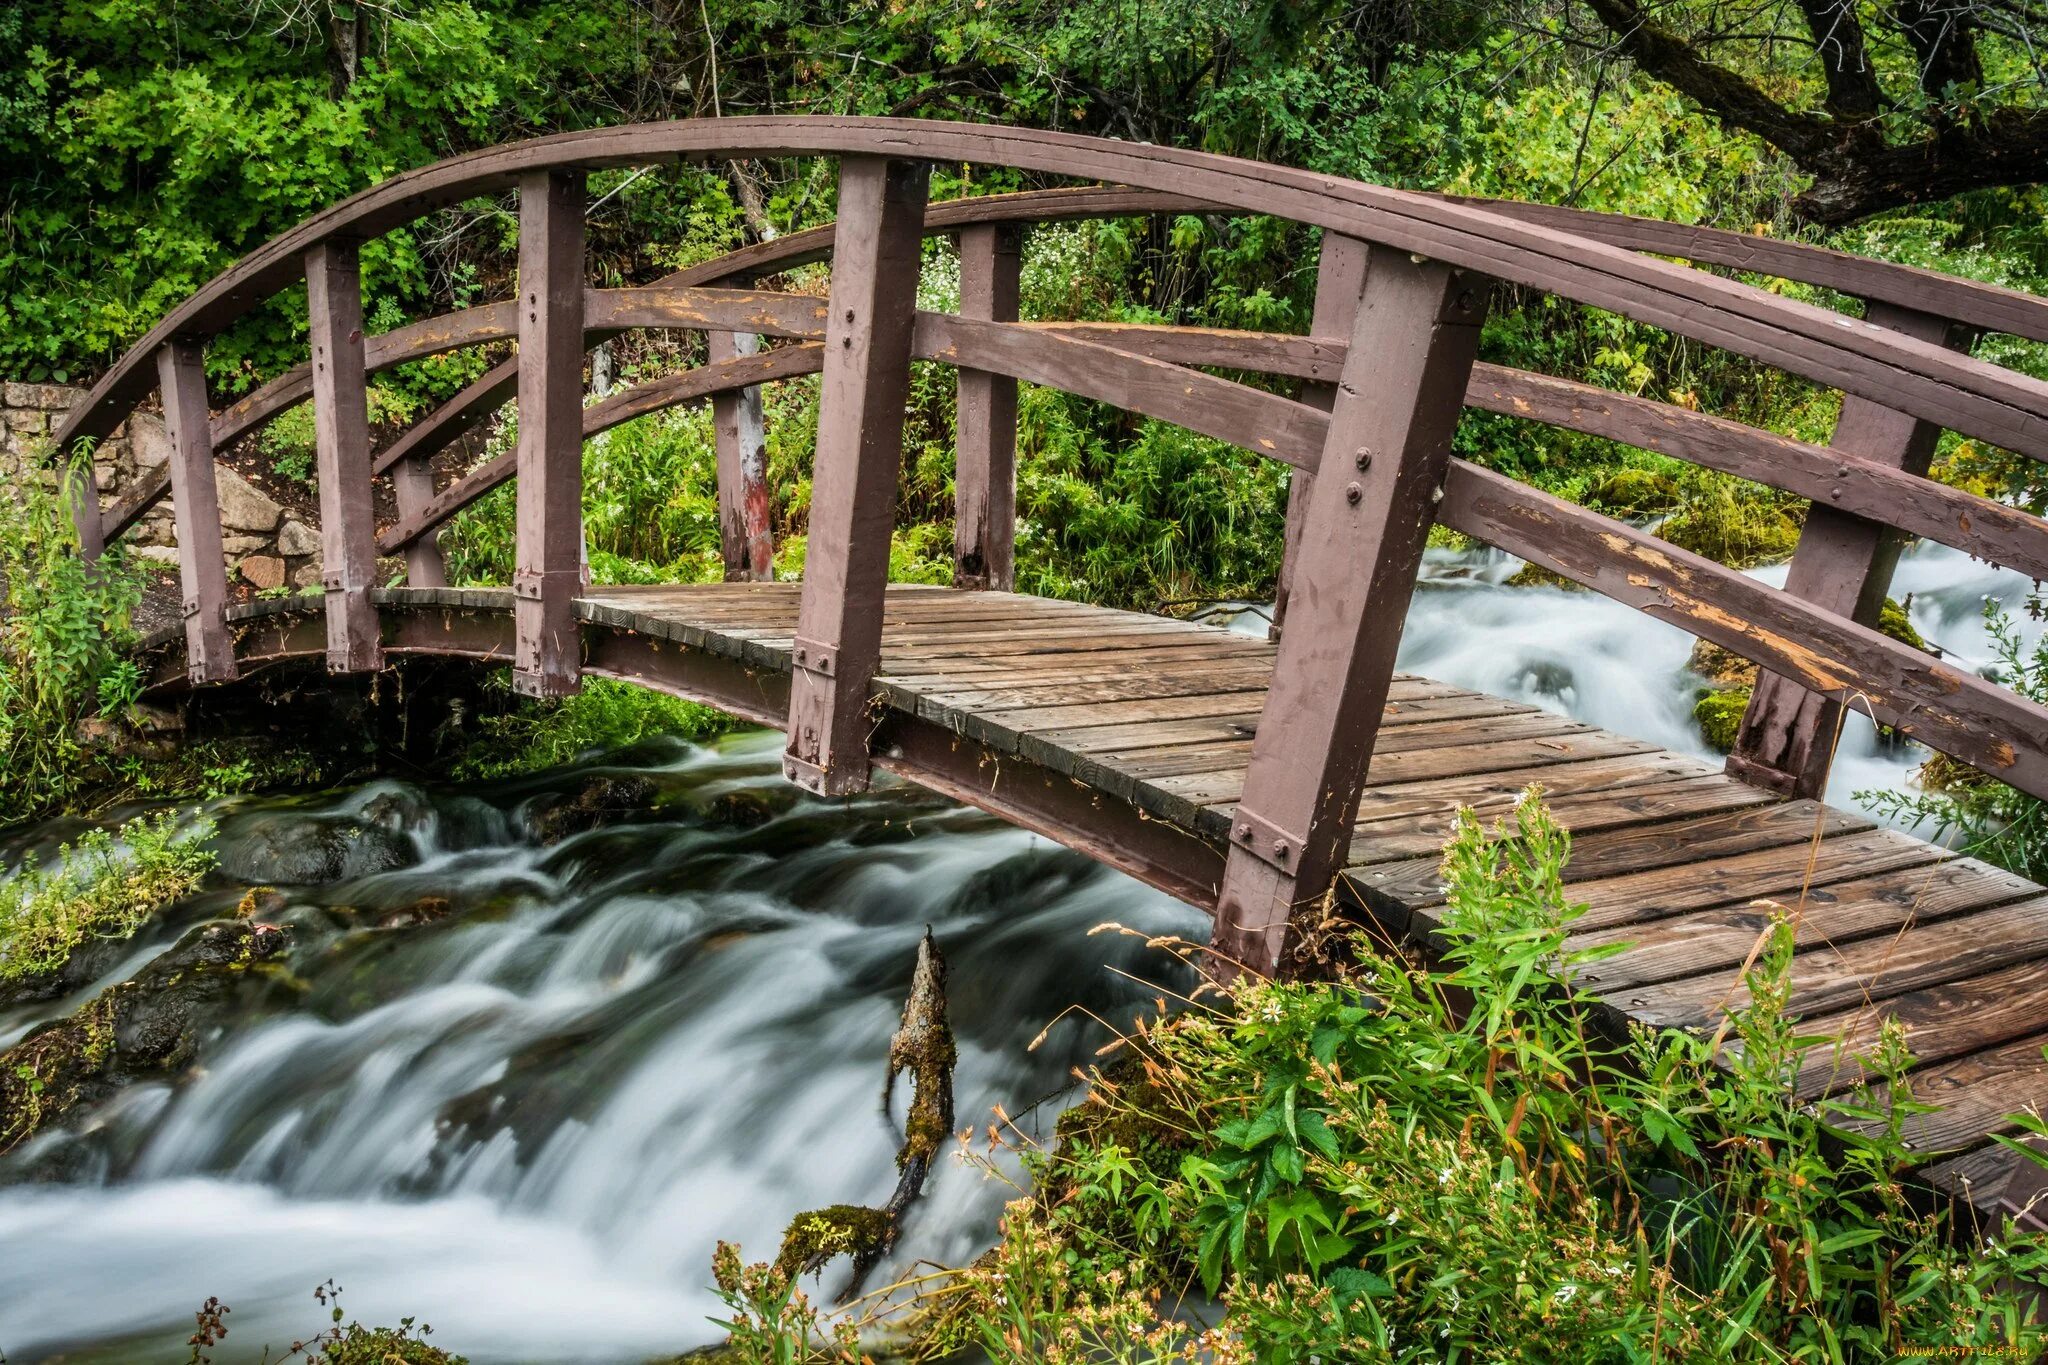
[1503,561,1585,591]
[218,818,416,885]
[0,920,293,1157]
[1693,686,1752,752]
[237,554,287,590]
[528,775,660,844]
[1688,639,1759,689]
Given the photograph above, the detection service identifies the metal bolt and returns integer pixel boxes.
[1272,840,1289,860]
[1430,485,1445,505]
[1345,482,1364,505]
[1354,447,1372,471]
[1236,823,1252,841]
[844,309,856,323]
[795,647,806,663]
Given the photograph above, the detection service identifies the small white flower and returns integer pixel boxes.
[1554,1283,1578,1304]
[1437,1165,1456,1185]
[1386,1208,1402,1225]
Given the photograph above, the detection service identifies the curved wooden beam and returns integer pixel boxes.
[51,117,2048,475]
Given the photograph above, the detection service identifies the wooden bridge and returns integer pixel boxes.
[50,118,2048,1223]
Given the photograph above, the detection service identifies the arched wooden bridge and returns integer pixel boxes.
[51,117,2048,1222]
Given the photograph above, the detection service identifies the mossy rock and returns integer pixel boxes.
[1693,687,1752,752]
[1,919,293,1155]
[1588,468,1684,515]
[528,774,661,843]
[318,1326,465,1365]
[775,1203,895,1278]
[1877,596,1927,651]
[1688,639,1759,689]
[1656,500,1803,569]
[1504,561,1586,591]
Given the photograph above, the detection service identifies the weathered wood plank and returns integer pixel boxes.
[954,223,1023,590]
[1729,302,1974,798]
[512,170,588,696]
[155,340,237,685]
[783,156,930,795]
[1216,250,1489,974]
[305,239,382,673]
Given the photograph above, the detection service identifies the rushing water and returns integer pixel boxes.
[1,539,2041,1361]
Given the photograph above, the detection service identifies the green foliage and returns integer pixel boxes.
[0,462,145,825]
[708,1240,862,1365]
[918,793,2048,1362]
[453,678,734,780]
[0,811,214,987]
[1693,687,1752,752]
[1862,600,2048,882]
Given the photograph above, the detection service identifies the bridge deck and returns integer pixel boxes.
[161,581,2048,1222]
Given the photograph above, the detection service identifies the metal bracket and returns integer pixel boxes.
[181,596,201,620]
[782,749,831,794]
[791,634,837,678]
[1228,804,1305,873]
[511,567,581,601]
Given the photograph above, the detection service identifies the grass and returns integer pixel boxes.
[708,792,2048,1363]
[0,810,215,989]
[451,677,738,780]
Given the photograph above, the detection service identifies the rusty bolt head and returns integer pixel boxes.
[1354,447,1372,471]
[1345,482,1364,505]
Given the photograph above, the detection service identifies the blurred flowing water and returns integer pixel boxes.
[1,538,2040,1361]
[0,733,1206,1361]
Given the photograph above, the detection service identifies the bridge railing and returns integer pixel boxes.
[49,117,2048,968]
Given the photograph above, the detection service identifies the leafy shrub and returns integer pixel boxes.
[0,810,215,988]
[0,463,145,824]
[915,792,2048,1362]
[452,677,734,780]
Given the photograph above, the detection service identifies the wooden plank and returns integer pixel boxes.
[1216,250,1489,974]
[783,156,929,796]
[1272,232,1369,640]
[1351,801,1865,928]
[1729,301,1974,798]
[304,239,382,673]
[1033,691,1531,756]
[1341,773,1776,864]
[1345,752,1720,828]
[1557,827,1948,935]
[390,446,446,587]
[512,170,588,697]
[1616,895,2048,1032]
[953,223,1023,589]
[1572,855,2040,996]
[710,323,775,581]
[1793,952,2048,1101]
[1440,460,2048,801]
[154,339,237,685]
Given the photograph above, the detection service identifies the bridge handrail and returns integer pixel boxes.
[49,118,2048,471]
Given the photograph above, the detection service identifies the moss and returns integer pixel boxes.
[1656,495,1803,568]
[0,919,293,1156]
[1587,467,1684,515]
[1503,561,1585,591]
[316,1324,465,1364]
[1694,687,1753,752]
[1688,639,1759,688]
[1918,748,1996,796]
[1877,596,1926,651]
[774,1204,896,1279]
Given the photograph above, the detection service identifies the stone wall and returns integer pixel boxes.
[1,381,324,590]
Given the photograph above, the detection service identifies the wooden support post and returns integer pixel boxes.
[711,310,775,581]
[156,339,238,685]
[1271,233,1372,640]
[391,453,446,587]
[305,239,382,673]
[953,222,1023,591]
[512,170,587,697]
[1214,249,1488,976]
[782,156,930,796]
[66,465,106,560]
[1727,300,1973,798]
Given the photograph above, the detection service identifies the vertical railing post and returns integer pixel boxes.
[782,156,930,796]
[953,222,1023,591]
[391,453,446,587]
[157,339,238,685]
[711,291,775,581]
[1213,248,1489,976]
[305,239,382,673]
[1726,300,1973,798]
[1270,232,1372,640]
[512,170,588,697]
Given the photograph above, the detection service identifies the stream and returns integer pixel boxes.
[0,538,2040,1362]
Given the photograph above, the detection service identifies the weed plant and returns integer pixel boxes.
[0,810,215,988]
